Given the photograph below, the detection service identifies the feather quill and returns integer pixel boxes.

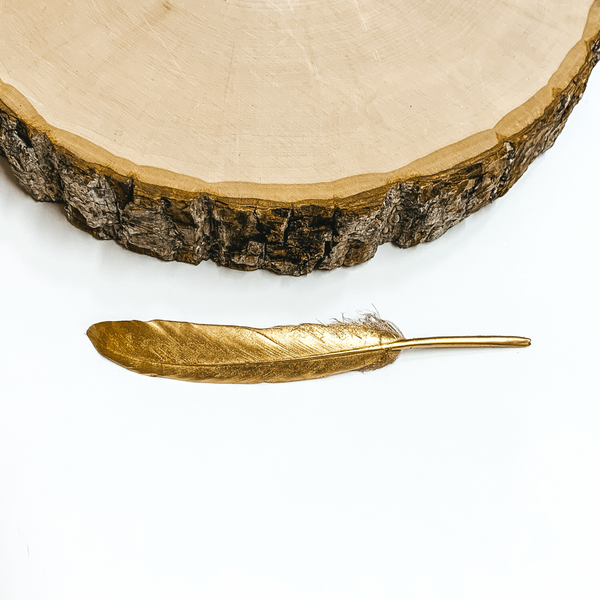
[87,315,530,384]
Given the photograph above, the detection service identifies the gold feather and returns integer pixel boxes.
[86,314,530,384]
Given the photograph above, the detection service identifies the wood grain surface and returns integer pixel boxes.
[0,0,598,273]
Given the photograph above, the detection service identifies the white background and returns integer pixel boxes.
[1,67,599,600]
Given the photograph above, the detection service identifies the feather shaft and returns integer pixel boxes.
[386,336,531,351]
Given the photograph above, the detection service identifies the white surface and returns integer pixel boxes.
[1,68,599,600]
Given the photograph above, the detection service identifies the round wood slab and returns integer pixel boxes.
[1,0,599,275]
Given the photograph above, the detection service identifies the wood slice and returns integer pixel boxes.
[1,1,599,275]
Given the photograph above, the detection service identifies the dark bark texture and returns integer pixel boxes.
[1,37,598,276]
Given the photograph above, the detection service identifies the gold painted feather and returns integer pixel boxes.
[86,314,530,384]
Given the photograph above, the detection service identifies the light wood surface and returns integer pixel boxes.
[0,0,597,201]
[0,1,599,273]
